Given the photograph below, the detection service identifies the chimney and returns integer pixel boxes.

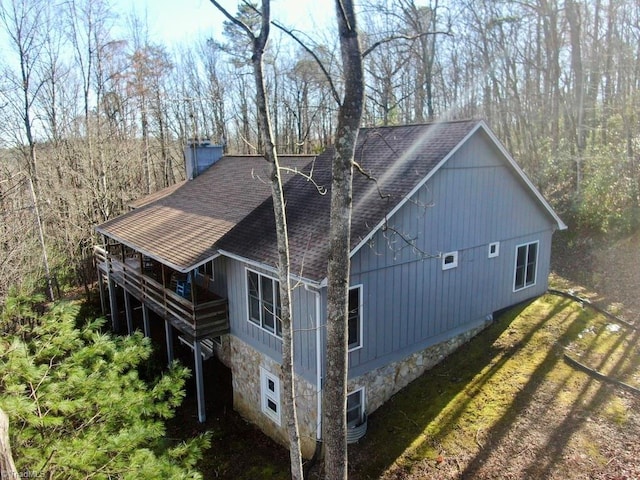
[184,140,224,179]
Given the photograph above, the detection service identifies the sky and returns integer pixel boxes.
[111,0,333,46]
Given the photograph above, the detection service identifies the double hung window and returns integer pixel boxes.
[514,241,538,291]
[247,270,282,337]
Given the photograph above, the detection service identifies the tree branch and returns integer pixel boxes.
[271,21,342,105]
[363,30,451,58]
[208,0,255,39]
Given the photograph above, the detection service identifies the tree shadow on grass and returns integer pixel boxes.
[348,295,605,479]
[460,299,640,479]
[348,298,547,478]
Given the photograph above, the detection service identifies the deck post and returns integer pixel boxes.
[124,290,133,334]
[107,277,120,332]
[193,340,206,423]
[98,273,107,315]
[165,320,174,365]
[142,304,150,337]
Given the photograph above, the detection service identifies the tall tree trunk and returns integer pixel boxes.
[566,0,585,193]
[324,0,364,478]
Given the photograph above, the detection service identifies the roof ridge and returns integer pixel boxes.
[360,118,481,131]
[221,153,318,158]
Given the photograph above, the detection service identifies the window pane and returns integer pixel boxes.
[516,245,527,269]
[263,307,275,332]
[347,390,362,425]
[248,271,259,297]
[275,285,282,336]
[348,288,360,348]
[249,297,261,324]
[261,276,274,304]
[515,266,525,289]
[525,243,537,285]
[267,399,277,413]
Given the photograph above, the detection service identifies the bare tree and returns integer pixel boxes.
[208,1,305,478]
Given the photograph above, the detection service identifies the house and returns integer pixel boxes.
[94,119,566,457]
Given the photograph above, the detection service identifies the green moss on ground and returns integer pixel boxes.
[349,293,637,479]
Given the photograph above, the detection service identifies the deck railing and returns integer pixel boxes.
[94,245,229,339]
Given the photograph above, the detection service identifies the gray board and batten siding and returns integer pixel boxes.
[223,255,320,385]
[218,124,561,383]
[347,127,558,377]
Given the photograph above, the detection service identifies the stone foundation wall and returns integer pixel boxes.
[215,320,489,458]
[349,320,491,415]
[224,336,319,458]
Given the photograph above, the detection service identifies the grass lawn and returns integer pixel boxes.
[182,285,640,479]
[347,291,640,479]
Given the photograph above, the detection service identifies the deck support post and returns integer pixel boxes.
[107,277,120,332]
[165,320,174,365]
[193,340,206,423]
[98,274,107,315]
[142,304,150,337]
[124,290,133,334]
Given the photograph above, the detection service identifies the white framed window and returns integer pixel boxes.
[260,367,281,425]
[247,269,282,337]
[198,259,214,277]
[347,387,365,427]
[348,285,363,351]
[488,242,500,258]
[442,251,458,270]
[514,241,538,291]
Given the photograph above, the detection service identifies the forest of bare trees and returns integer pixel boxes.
[1,0,639,302]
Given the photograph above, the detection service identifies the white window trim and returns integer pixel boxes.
[348,284,363,352]
[260,367,281,425]
[488,242,500,258]
[346,387,366,427]
[246,267,282,338]
[513,240,539,292]
[442,251,458,270]
[197,259,215,277]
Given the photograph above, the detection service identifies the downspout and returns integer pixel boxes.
[304,284,323,472]
[313,287,322,442]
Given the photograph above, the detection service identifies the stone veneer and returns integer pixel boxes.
[348,320,491,416]
[213,318,491,456]
[215,335,319,458]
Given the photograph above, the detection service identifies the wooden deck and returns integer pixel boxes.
[94,246,229,340]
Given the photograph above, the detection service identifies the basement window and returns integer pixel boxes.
[442,251,458,270]
[260,367,281,425]
[347,388,365,427]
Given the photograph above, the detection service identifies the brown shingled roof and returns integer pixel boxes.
[217,120,483,281]
[96,155,315,271]
[98,119,564,281]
